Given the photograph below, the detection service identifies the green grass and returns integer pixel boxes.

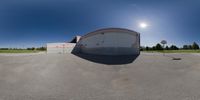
[0,50,41,53]
[143,50,200,53]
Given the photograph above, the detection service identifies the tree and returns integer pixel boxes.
[146,46,149,51]
[155,43,163,50]
[29,47,35,50]
[183,45,189,50]
[165,46,169,50]
[170,45,179,50]
[188,45,192,49]
[27,48,32,50]
[0,48,9,50]
[192,42,199,50]
[152,46,156,50]
[36,47,47,51]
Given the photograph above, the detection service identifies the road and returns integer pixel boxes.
[0,53,200,100]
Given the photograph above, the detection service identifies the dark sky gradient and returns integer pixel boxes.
[0,0,200,48]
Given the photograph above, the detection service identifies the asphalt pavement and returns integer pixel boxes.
[0,53,200,100]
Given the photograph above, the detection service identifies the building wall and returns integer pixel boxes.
[77,31,140,55]
[47,43,76,54]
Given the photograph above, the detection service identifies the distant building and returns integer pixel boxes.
[47,28,140,55]
[47,36,81,54]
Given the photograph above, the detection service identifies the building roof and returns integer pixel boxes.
[70,35,82,43]
[81,28,140,39]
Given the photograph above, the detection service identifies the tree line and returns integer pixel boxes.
[141,42,200,51]
[0,47,46,51]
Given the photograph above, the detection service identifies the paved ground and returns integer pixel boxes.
[0,53,200,100]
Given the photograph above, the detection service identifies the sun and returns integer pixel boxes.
[139,22,148,28]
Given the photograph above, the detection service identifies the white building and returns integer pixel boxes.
[47,43,76,54]
[47,36,81,54]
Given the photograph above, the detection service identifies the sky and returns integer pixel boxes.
[0,0,200,48]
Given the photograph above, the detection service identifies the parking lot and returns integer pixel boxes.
[0,53,200,100]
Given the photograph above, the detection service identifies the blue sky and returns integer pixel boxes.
[0,0,200,48]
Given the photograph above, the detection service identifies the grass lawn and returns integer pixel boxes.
[143,50,200,53]
[0,50,41,53]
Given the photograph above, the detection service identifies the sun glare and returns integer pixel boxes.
[139,22,148,28]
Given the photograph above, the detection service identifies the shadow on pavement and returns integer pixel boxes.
[163,54,182,60]
[72,53,139,65]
